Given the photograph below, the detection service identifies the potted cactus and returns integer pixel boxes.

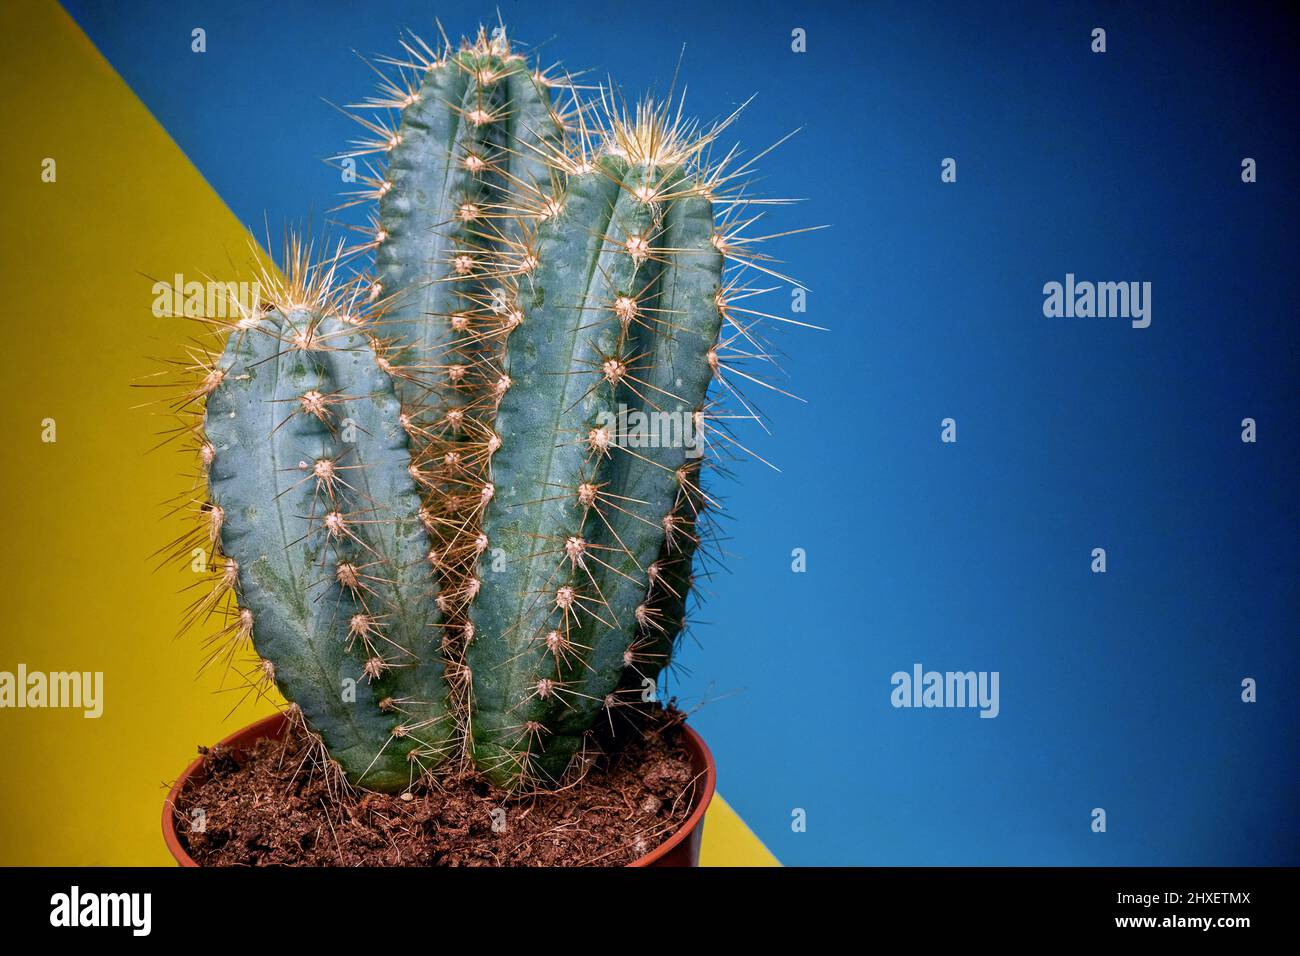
[160,26,798,867]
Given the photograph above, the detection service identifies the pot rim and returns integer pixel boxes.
[162,711,716,867]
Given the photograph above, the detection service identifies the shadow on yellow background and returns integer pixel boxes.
[0,0,776,867]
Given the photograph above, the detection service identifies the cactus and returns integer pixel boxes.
[172,26,804,797]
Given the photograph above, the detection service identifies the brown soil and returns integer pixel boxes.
[172,709,700,866]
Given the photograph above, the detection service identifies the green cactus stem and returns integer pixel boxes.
[204,302,454,791]
[373,39,558,388]
[352,29,566,687]
[466,125,726,786]
[580,189,722,712]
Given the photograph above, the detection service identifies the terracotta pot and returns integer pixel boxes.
[162,712,715,867]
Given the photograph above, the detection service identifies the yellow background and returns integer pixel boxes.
[0,0,775,866]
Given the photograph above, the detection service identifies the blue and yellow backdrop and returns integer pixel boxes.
[0,0,1295,866]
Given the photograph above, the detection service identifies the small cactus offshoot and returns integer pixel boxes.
[160,26,812,793]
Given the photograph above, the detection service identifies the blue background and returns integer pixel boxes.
[64,0,1299,865]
